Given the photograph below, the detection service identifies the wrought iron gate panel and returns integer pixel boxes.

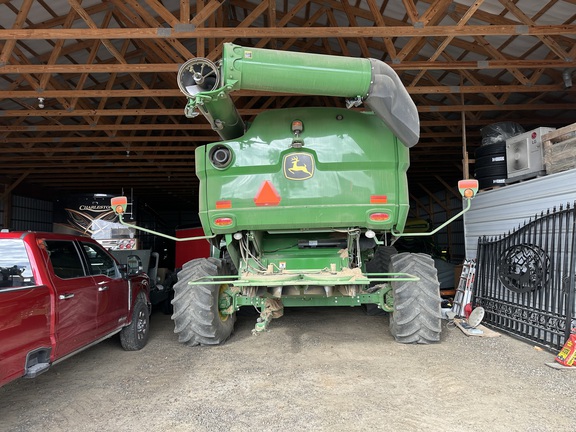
[475,203,576,351]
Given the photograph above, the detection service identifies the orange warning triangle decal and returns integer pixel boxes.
[254,180,281,206]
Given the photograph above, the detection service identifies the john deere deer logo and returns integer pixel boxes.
[283,153,314,180]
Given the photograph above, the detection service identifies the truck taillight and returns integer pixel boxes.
[369,212,390,222]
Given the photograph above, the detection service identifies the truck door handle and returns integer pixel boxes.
[59,293,75,300]
[98,286,109,292]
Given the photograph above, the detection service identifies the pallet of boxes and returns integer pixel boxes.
[543,122,576,174]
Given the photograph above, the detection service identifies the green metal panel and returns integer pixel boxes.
[221,43,373,97]
[196,107,409,235]
[194,93,245,141]
[234,293,392,311]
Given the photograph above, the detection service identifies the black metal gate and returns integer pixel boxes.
[475,203,576,351]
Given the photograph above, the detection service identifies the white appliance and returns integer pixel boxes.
[506,127,555,183]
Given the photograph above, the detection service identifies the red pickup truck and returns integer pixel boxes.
[0,231,150,388]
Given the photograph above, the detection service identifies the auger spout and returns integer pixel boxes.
[177,43,419,147]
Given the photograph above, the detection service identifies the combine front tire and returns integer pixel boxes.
[366,245,398,275]
[171,257,236,346]
[389,253,441,344]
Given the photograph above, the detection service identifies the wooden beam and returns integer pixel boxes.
[1,25,575,40]
[0,0,34,65]
[0,101,572,128]
[3,80,574,100]
[3,58,576,74]
[0,171,31,200]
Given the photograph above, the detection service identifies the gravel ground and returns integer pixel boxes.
[1,307,574,432]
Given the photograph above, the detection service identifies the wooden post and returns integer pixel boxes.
[461,76,470,180]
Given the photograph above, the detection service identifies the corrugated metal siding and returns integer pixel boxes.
[464,169,576,259]
[411,191,465,262]
[11,195,53,231]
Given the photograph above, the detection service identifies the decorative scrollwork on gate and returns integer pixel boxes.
[498,244,550,294]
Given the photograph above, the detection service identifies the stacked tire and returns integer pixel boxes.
[475,122,524,190]
[474,142,507,190]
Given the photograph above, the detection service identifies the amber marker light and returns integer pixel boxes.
[110,196,128,215]
[458,179,479,199]
[370,195,388,204]
[216,200,232,209]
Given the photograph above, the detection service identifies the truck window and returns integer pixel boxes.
[81,243,120,279]
[44,240,86,279]
[0,239,36,288]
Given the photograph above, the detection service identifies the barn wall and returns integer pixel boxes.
[464,169,576,259]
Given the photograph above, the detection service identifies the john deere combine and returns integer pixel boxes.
[113,43,477,345]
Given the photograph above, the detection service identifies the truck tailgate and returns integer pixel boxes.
[0,285,51,387]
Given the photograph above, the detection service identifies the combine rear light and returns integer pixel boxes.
[369,212,390,222]
[214,217,234,227]
[370,195,388,204]
[216,200,232,209]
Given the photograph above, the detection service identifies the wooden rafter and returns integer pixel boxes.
[0,0,574,208]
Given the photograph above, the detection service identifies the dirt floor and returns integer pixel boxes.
[1,307,575,432]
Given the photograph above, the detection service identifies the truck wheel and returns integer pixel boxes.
[389,252,441,344]
[171,257,236,346]
[120,295,150,351]
[364,246,397,315]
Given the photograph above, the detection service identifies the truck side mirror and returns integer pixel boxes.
[458,179,479,199]
[126,255,143,276]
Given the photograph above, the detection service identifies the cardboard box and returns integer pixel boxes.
[555,334,576,367]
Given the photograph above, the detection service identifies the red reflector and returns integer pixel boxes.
[370,195,388,204]
[369,212,390,222]
[214,217,233,226]
[216,200,232,209]
[254,181,281,206]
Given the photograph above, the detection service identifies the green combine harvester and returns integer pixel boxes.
[112,43,478,345]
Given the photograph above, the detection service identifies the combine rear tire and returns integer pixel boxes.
[171,257,236,346]
[389,252,441,344]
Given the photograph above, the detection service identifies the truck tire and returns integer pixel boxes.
[364,246,398,316]
[171,257,236,346]
[120,295,150,351]
[389,252,442,344]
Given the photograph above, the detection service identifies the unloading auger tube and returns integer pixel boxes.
[177,43,419,147]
